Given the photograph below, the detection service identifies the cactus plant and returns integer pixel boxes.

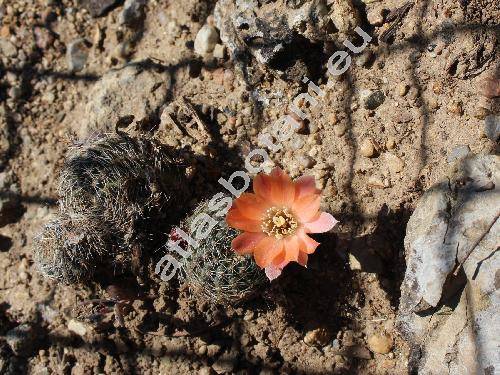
[33,215,108,284]
[180,199,267,305]
[34,134,188,284]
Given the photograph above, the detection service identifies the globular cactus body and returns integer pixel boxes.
[180,199,267,305]
[33,215,106,284]
[34,134,188,284]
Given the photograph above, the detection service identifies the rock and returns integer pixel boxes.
[298,154,316,168]
[397,83,409,97]
[355,50,374,68]
[0,38,16,58]
[446,100,463,116]
[478,77,500,99]
[213,44,226,59]
[194,24,219,56]
[211,351,237,374]
[76,61,170,138]
[120,0,145,27]
[367,333,393,354]
[446,145,470,163]
[67,319,88,336]
[334,123,347,137]
[80,0,119,17]
[360,89,385,110]
[360,138,377,158]
[484,115,500,142]
[383,152,404,174]
[304,327,332,347]
[367,7,384,26]
[206,344,221,358]
[5,324,38,356]
[398,154,500,374]
[329,113,338,125]
[348,253,362,271]
[386,137,396,150]
[66,39,88,72]
[214,0,359,69]
[328,0,362,41]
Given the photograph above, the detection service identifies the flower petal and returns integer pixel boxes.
[271,250,287,266]
[265,264,284,281]
[231,232,266,255]
[297,251,308,267]
[292,194,321,222]
[297,230,320,254]
[226,208,262,232]
[303,212,338,233]
[253,168,295,206]
[283,235,300,262]
[294,175,320,199]
[270,168,296,206]
[253,173,273,201]
[233,193,271,221]
[253,236,284,268]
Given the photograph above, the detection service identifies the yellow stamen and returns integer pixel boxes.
[261,207,298,239]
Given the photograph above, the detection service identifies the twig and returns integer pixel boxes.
[380,2,414,43]
[182,96,212,140]
[452,212,499,276]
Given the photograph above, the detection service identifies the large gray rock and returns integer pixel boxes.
[398,154,500,374]
[214,0,360,68]
[76,61,170,138]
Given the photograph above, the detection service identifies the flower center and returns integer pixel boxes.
[261,206,298,239]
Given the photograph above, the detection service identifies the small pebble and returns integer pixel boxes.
[304,328,332,347]
[360,89,385,110]
[213,44,226,59]
[367,8,384,26]
[398,83,409,97]
[478,77,500,99]
[484,115,500,142]
[334,123,347,137]
[66,38,88,72]
[447,100,463,116]
[428,98,439,110]
[194,24,219,56]
[367,333,393,354]
[67,319,88,336]
[298,154,316,169]
[432,81,443,94]
[447,145,470,163]
[329,113,338,125]
[360,138,377,158]
[386,137,396,150]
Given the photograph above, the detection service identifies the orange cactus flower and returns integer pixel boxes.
[226,167,338,280]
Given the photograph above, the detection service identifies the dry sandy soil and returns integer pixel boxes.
[0,0,498,374]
